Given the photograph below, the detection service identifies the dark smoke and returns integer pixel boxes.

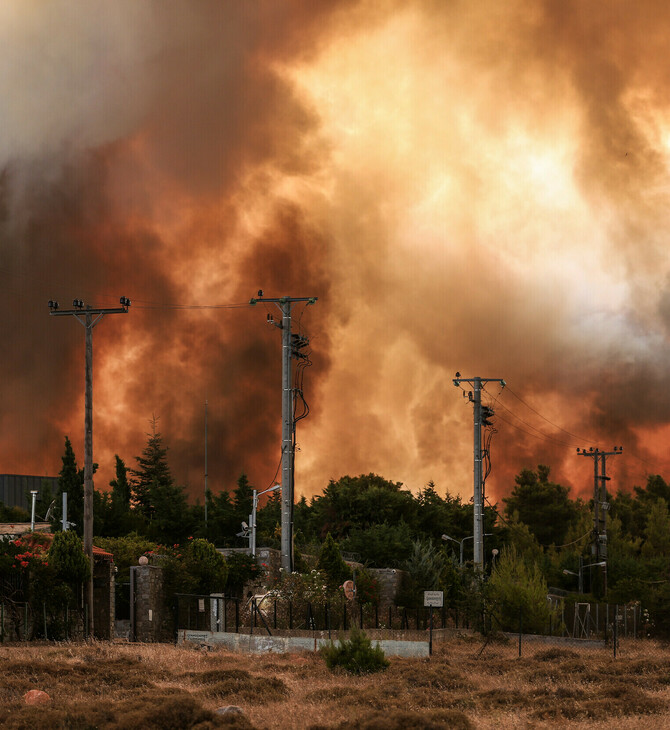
[2,1,670,508]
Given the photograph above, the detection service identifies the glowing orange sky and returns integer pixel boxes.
[2,1,670,506]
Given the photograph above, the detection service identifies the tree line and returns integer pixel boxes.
[6,428,670,632]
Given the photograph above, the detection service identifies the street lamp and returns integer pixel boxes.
[563,559,606,594]
[30,491,38,531]
[442,533,493,566]
[250,484,281,557]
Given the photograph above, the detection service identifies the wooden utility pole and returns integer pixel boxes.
[49,296,131,636]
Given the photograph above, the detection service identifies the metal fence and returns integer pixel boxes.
[0,601,88,642]
[173,594,645,643]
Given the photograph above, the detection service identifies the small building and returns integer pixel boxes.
[0,474,58,513]
[0,529,115,640]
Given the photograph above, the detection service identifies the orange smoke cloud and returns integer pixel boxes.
[2,1,670,506]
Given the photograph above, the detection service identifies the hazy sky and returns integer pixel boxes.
[2,0,670,504]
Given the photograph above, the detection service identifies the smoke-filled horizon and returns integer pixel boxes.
[2,0,670,507]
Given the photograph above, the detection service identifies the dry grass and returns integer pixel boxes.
[0,637,667,728]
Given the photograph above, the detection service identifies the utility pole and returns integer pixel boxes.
[453,375,505,569]
[576,446,622,595]
[49,296,131,636]
[204,400,208,527]
[250,291,317,572]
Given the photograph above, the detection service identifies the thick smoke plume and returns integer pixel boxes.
[2,0,670,505]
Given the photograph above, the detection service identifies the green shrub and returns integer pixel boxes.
[162,538,228,598]
[225,552,264,597]
[49,530,91,584]
[487,545,559,633]
[317,533,351,589]
[93,532,157,581]
[355,568,381,606]
[321,627,390,674]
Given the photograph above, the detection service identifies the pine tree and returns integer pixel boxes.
[53,436,84,536]
[110,455,130,510]
[317,532,351,588]
[130,422,192,543]
[233,473,254,527]
[642,498,670,558]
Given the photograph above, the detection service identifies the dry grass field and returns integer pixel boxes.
[0,635,668,729]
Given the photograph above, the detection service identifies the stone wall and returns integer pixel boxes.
[130,565,173,642]
[369,568,407,609]
[92,557,115,640]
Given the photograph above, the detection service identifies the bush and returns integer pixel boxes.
[317,533,351,589]
[321,627,390,674]
[49,531,91,584]
[94,533,158,581]
[355,568,381,606]
[487,545,559,633]
[225,552,264,597]
[162,538,228,598]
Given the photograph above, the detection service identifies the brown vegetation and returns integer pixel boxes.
[0,637,668,728]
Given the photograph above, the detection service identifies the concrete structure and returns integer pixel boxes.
[0,522,51,539]
[93,552,115,640]
[178,628,429,657]
[129,564,173,642]
[368,568,407,610]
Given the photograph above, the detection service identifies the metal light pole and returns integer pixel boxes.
[30,491,38,531]
[250,484,281,557]
[442,533,492,566]
[563,559,606,594]
[49,296,130,637]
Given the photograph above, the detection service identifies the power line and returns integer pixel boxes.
[503,385,597,444]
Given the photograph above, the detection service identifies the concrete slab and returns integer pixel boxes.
[178,629,429,658]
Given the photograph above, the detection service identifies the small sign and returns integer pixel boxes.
[343,580,356,600]
[423,591,443,608]
[198,599,205,613]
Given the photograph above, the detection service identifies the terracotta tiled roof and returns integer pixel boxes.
[0,529,113,560]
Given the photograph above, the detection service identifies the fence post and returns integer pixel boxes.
[327,602,331,640]
[429,606,434,656]
[235,598,239,633]
[388,605,392,630]
[613,605,618,659]
[518,608,523,658]
[43,603,47,640]
[274,600,277,630]
[289,600,293,630]
[1,603,3,643]
[173,597,179,645]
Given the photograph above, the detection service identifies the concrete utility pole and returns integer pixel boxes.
[49,296,131,636]
[453,375,505,569]
[204,400,208,527]
[577,446,622,594]
[250,292,317,572]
